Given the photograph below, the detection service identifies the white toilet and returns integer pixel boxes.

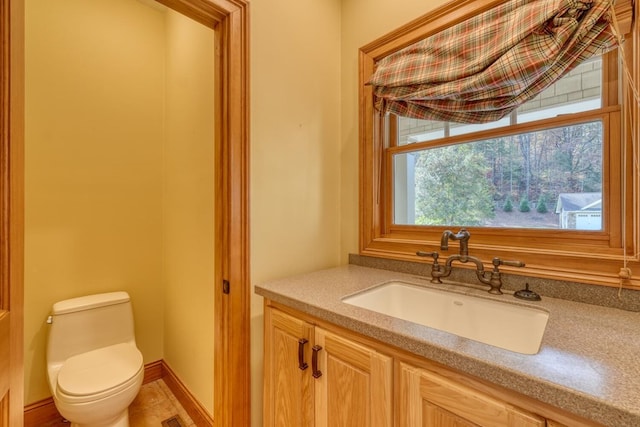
[46,291,144,427]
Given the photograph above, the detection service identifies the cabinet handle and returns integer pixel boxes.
[312,345,323,378]
[298,338,309,370]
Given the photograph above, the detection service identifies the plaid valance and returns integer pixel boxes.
[370,0,620,124]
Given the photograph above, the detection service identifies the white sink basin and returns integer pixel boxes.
[342,281,549,355]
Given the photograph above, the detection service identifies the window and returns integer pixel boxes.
[393,57,606,230]
[359,0,637,287]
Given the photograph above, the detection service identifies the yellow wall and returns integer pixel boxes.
[251,0,342,285]
[163,9,215,415]
[25,0,166,404]
[25,0,215,412]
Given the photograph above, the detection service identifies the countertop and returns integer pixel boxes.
[255,264,640,427]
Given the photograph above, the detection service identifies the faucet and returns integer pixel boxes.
[417,229,525,294]
[441,228,470,257]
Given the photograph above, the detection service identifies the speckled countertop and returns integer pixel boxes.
[255,264,640,427]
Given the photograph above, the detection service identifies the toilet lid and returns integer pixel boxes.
[57,343,143,397]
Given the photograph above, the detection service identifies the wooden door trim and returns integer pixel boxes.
[1,0,25,426]
[154,0,251,425]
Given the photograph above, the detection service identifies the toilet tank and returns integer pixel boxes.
[46,291,138,366]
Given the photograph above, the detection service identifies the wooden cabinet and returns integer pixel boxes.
[398,362,545,427]
[264,307,393,427]
[264,308,314,426]
[314,327,393,427]
[264,302,601,427]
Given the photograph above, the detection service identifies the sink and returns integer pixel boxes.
[342,281,549,354]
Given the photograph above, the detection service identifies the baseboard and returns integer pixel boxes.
[24,360,213,427]
[23,397,60,427]
[161,361,214,426]
[143,359,165,383]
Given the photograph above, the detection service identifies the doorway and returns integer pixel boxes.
[1,0,250,425]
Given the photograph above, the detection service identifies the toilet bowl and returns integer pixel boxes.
[46,292,144,427]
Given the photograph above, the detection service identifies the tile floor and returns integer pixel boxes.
[40,379,195,427]
[129,379,195,427]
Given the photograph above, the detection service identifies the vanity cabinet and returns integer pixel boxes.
[398,362,545,426]
[264,306,393,427]
[264,301,598,427]
[264,307,314,426]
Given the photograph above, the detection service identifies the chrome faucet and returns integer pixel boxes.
[417,229,525,294]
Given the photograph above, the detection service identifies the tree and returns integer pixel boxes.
[518,133,532,198]
[536,194,548,213]
[552,121,602,193]
[407,120,602,228]
[503,197,513,212]
[414,144,495,225]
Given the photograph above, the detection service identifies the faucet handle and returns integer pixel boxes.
[417,251,444,284]
[416,251,439,260]
[492,257,525,269]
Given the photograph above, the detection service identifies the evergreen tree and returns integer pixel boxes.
[503,197,513,212]
[536,195,548,213]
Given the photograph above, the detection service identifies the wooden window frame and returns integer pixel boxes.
[359,0,639,288]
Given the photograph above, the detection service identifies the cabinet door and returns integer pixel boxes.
[314,328,393,427]
[398,362,545,427]
[264,308,314,427]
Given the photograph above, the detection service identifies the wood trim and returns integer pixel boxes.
[155,0,229,28]
[212,3,251,427]
[0,0,24,425]
[0,313,8,403]
[614,0,634,36]
[23,360,214,427]
[153,1,251,426]
[161,361,214,427]
[143,360,165,384]
[23,398,59,427]
[632,0,640,269]
[382,110,622,251]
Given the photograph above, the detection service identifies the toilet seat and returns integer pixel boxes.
[56,343,143,404]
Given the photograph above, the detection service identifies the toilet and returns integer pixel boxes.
[46,291,144,427]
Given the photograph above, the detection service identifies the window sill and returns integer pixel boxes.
[359,238,640,290]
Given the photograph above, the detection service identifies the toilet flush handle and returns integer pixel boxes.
[46,315,53,324]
